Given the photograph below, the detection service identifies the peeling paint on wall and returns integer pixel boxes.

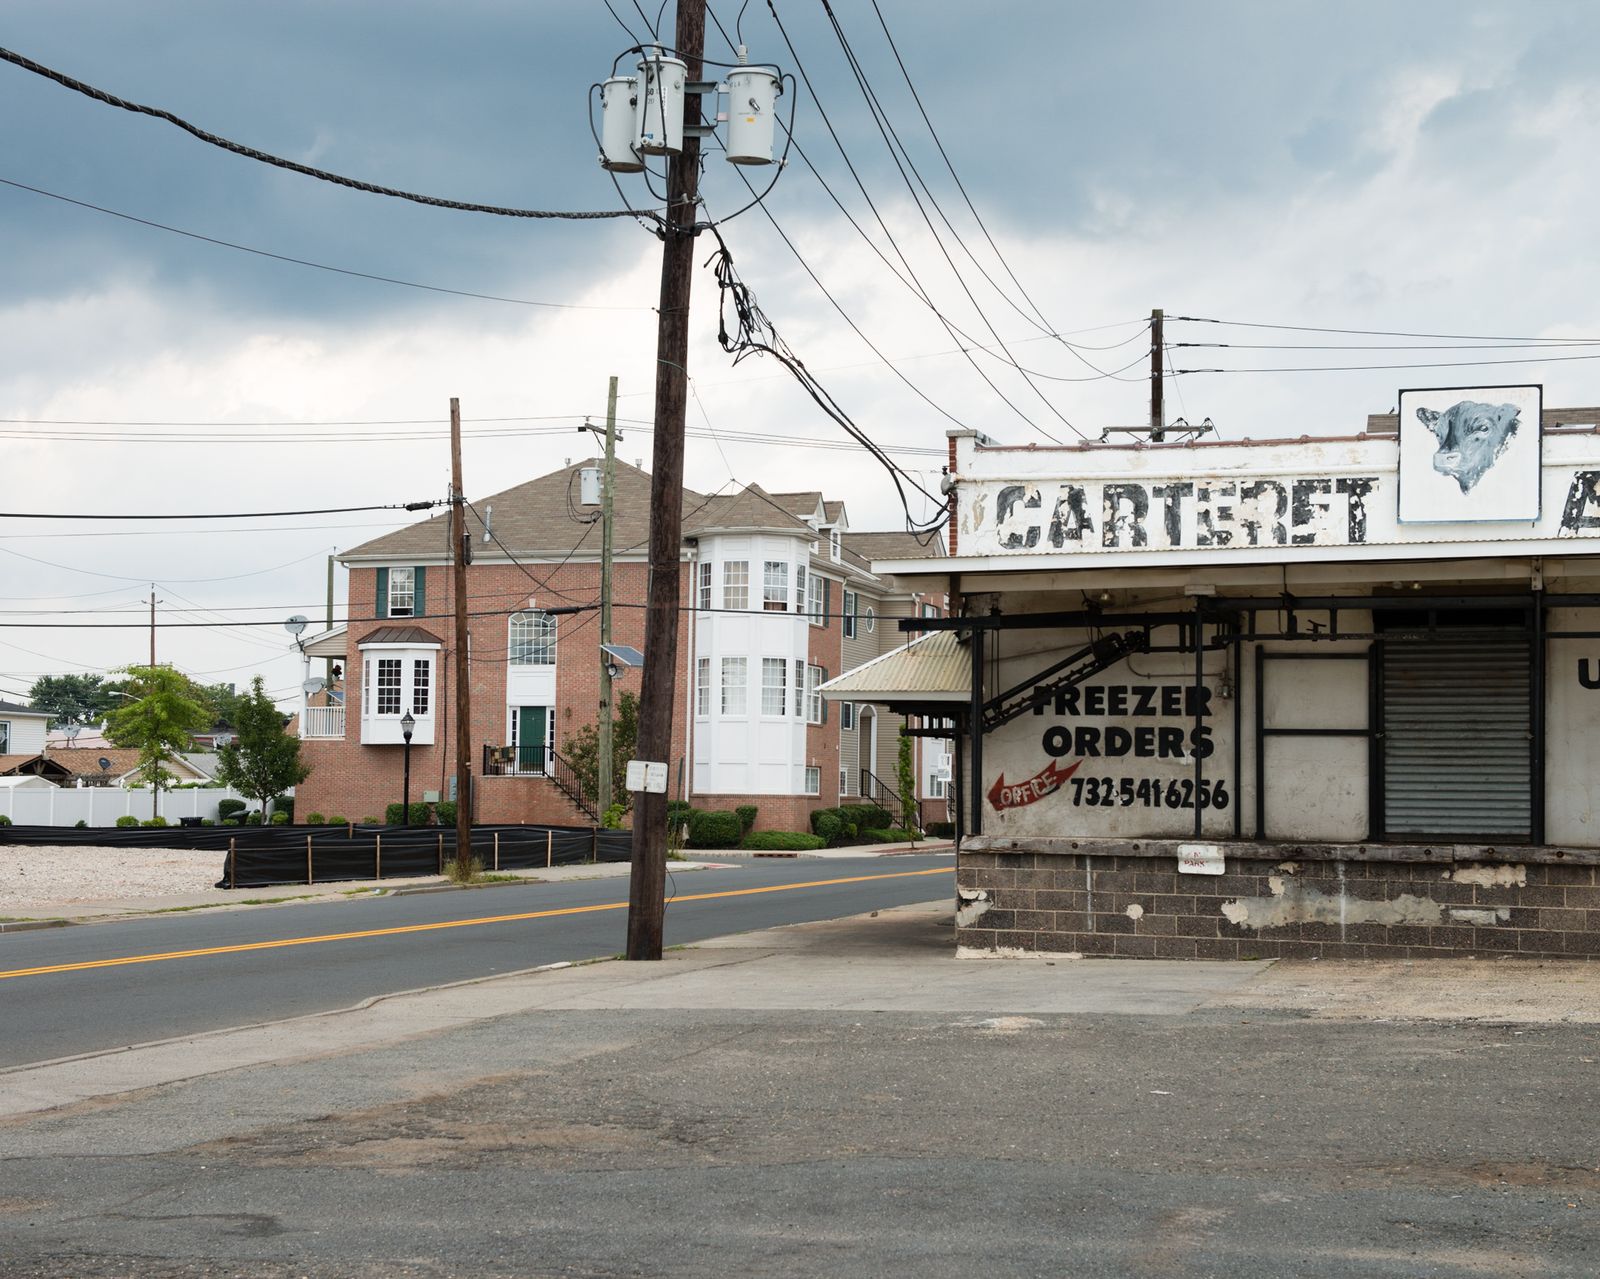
[1448,906,1511,925]
[1220,872,1447,932]
[1125,903,1145,921]
[955,888,992,929]
[1447,864,1527,888]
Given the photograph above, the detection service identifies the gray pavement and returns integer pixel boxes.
[2,901,1597,1277]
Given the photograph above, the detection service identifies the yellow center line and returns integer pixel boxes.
[0,866,954,982]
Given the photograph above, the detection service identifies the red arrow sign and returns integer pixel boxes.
[987,759,1083,812]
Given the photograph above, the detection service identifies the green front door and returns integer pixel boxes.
[517,706,547,773]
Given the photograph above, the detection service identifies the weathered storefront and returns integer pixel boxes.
[868,396,1600,959]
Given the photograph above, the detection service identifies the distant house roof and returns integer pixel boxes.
[45,728,113,751]
[843,530,945,563]
[47,748,210,784]
[0,753,71,780]
[359,625,444,646]
[0,700,48,718]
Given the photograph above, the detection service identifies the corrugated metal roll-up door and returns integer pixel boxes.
[1382,627,1530,839]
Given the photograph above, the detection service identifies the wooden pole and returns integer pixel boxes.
[494,829,500,872]
[597,375,620,818]
[546,829,553,869]
[1149,308,1165,442]
[450,396,475,878]
[627,0,704,962]
[306,833,313,886]
[375,832,382,880]
[229,836,236,890]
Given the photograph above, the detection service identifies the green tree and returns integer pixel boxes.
[198,682,249,731]
[215,676,311,817]
[897,730,919,837]
[27,673,125,729]
[103,665,212,818]
[563,691,639,813]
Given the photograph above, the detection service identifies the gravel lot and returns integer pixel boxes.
[0,844,225,911]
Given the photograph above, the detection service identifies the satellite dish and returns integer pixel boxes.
[63,722,82,742]
[97,756,111,772]
[302,677,327,695]
[284,615,308,637]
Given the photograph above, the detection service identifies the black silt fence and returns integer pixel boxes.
[0,823,632,889]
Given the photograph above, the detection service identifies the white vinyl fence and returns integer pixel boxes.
[0,786,254,827]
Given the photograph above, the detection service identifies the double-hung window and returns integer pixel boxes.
[388,567,416,617]
[696,657,711,716]
[806,573,825,625]
[376,658,403,716]
[793,659,806,717]
[803,765,821,796]
[842,702,855,730]
[795,565,807,613]
[698,562,713,612]
[843,590,857,639]
[762,560,789,611]
[761,658,787,715]
[806,664,823,724]
[723,561,749,611]
[721,657,747,715]
[412,659,431,715]
[829,529,841,561]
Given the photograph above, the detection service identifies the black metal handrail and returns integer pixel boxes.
[545,746,598,821]
[480,743,598,821]
[860,769,923,833]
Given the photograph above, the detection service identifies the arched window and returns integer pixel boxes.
[509,611,556,665]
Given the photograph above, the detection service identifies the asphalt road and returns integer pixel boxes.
[0,854,953,1068]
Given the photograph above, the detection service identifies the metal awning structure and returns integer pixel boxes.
[818,630,968,709]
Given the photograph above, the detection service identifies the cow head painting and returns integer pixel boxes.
[1416,400,1521,494]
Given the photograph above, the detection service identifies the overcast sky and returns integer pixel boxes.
[4,0,1599,709]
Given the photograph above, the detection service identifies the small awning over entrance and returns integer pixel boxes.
[819,629,969,705]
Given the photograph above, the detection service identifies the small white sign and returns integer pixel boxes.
[625,759,669,794]
[1177,842,1225,876]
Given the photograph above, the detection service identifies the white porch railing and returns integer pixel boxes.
[301,705,346,739]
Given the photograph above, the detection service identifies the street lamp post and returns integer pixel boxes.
[400,709,415,827]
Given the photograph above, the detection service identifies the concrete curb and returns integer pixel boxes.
[0,919,72,933]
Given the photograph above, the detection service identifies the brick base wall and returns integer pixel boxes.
[956,837,1600,960]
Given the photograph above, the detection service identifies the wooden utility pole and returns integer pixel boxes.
[1149,307,1165,442]
[449,397,474,877]
[597,375,620,817]
[149,586,157,667]
[627,0,705,961]
[325,554,336,685]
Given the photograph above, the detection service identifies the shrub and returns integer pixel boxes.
[813,811,842,844]
[860,827,919,844]
[409,801,431,826]
[140,816,169,828]
[327,815,348,827]
[306,812,326,826]
[361,815,380,826]
[385,802,405,826]
[741,831,825,851]
[244,811,263,826]
[115,815,139,828]
[200,818,215,827]
[924,820,954,839]
[435,800,457,826]
[217,799,246,821]
[74,818,87,829]
[0,814,11,826]
[601,802,627,830]
[841,804,891,831]
[734,805,758,834]
[273,796,294,821]
[270,811,289,825]
[686,808,743,849]
[221,819,240,827]
[809,806,841,835]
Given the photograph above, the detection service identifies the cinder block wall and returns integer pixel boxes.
[956,839,1600,960]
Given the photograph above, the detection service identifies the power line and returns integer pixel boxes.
[1173,314,1600,343]
[1174,351,1600,375]
[0,501,441,521]
[0,177,654,311]
[0,543,337,584]
[0,45,658,223]
[1177,339,1600,352]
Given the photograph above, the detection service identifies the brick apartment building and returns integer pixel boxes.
[293,460,949,832]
